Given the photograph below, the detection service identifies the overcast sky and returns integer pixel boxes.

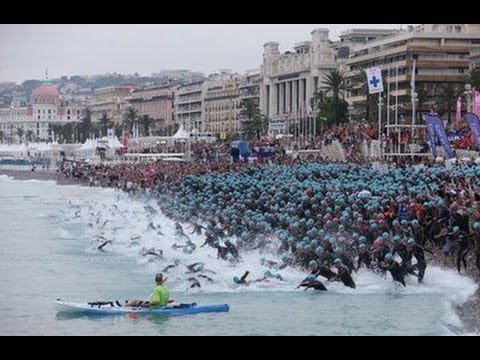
[0,24,410,84]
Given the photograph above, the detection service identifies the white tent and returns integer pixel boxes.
[172,125,190,139]
[107,136,124,149]
[0,143,28,158]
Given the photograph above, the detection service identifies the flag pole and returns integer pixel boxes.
[378,92,382,158]
[387,64,391,152]
[395,64,400,154]
[411,60,416,149]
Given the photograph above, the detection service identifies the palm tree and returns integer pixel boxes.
[99,113,111,137]
[16,127,24,143]
[26,130,34,142]
[435,84,461,124]
[415,84,429,122]
[319,70,350,124]
[239,99,268,139]
[123,107,138,136]
[80,106,93,142]
[322,70,347,102]
[469,65,480,89]
[138,115,154,137]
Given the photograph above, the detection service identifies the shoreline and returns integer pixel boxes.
[0,168,80,186]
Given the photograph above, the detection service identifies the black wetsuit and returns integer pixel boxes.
[338,254,356,273]
[298,279,327,291]
[357,250,372,270]
[201,232,217,248]
[381,261,407,287]
[191,224,204,235]
[225,241,240,260]
[373,246,391,263]
[236,271,250,284]
[392,243,410,265]
[456,235,470,273]
[311,267,336,281]
[188,277,201,288]
[187,262,204,273]
[403,245,426,282]
[336,265,356,289]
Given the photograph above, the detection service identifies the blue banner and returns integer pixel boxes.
[464,113,480,152]
[425,115,437,158]
[425,115,455,159]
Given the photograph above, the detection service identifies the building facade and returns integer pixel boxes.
[344,24,480,124]
[90,85,137,125]
[0,84,83,143]
[174,81,207,132]
[127,85,178,134]
[260,28,336,133]
[238,69,261,107]
[204,78,240,134]
[470,50,480,70]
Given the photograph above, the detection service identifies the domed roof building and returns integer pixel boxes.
[32,84,60,105]
[1,71,84,143]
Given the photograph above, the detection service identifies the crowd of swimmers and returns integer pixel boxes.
[59,138,480,291]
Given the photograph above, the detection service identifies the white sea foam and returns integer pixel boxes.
[60,189,478,295]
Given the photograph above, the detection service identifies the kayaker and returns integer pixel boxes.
[126,273,171,308]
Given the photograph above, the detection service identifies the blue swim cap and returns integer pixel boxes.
[384,253,394,261]
[359,243,367,250]
[233,276,240,283]
[334,258,343,265]
[453,226,460,233]
[474,222,480,231]
[315,246,324,254]
[407,238,416,245]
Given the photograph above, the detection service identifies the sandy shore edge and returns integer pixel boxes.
[0,168,80,186]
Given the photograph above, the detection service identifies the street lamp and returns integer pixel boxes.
[464,83,472,113]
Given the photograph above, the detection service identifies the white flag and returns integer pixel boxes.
[365,67,384,94]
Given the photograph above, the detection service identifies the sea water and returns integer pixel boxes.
[0,174,477,336]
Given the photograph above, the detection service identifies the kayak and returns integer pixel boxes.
[55,299,229,316]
